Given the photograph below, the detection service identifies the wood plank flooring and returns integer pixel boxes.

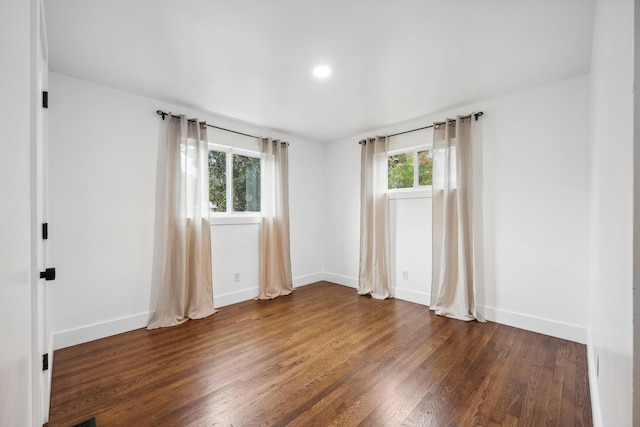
[47,282,592,426]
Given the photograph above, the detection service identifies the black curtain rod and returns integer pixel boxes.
[156,110,260,140]
[360,111,484,142]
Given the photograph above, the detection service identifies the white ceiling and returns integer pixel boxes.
[45,0,596,143]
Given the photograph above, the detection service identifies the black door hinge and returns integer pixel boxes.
[42,223,48,240]
[40,268,55,281]
[42,353,49,371]
[42,91,48,108]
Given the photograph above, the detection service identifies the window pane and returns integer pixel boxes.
[232,154,261,212]
[388,153,414,189]
[418,149,433,186]
[208,150,226,212]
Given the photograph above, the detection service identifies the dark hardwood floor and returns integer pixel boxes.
[47,281,592,426]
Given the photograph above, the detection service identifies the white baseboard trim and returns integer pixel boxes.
[293,272,324,288]
[215,287,258,308]
[52,273,325,350]
[53,312,150,350]
[216,271,325,307]
[394,287,430,306]
[479,305,587,344]
[52,273,588,350]
[321,271,586,344]
[323,273,358,288]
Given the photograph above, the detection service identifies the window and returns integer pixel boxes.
[208,146,260,214]
[388,146,433,191]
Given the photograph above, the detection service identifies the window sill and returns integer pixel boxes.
[210,214,261,226]
[388,188,432,199]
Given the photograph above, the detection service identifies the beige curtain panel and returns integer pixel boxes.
[148,115,217,329]
[256,138,293,299]
[358,136,392,299]
[430,116,481,321]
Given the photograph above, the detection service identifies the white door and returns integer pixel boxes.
[33,1,52,423]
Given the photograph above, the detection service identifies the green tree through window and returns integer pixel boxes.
[232,155,260,212]
[388,148,433,190]
[388,153,414,189]
[209,149,260,213]
[418,149,433,186]
[208,150,226,212]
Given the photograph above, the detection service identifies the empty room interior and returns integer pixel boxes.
[2,0,639,426]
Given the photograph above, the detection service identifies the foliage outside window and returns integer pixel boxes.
[418,150,433,186]
[208,148,260,213]
[232,155,260,212]
[388,147,433,190]
[209,150,227,212]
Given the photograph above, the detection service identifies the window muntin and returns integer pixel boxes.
[208,145,260,214]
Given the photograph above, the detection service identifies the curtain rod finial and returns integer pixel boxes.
[156,110,167,120]
[474,111,484,121]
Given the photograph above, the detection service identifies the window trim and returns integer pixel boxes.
[208,143,261,217]
[388,187,433,199]
[210,214,261,226]
[387,143,433,195]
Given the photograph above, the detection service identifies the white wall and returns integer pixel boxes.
[210,222,260,307]
[588,0,635,425]
[480,76,590,342]
[324,74,591,343]
[0,0,35,425]
[48,73,325,349]
[323,135,361,287]
[391,196,432,305]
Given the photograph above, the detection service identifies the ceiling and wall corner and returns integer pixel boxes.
[44,0,596,143]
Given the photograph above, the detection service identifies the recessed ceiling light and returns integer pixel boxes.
[313,65,332,78]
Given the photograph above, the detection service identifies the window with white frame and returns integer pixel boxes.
[387,145,433,191]
[208,145,260,213]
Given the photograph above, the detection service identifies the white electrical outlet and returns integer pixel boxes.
[402,271,409,280]
[233,273,240,282]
